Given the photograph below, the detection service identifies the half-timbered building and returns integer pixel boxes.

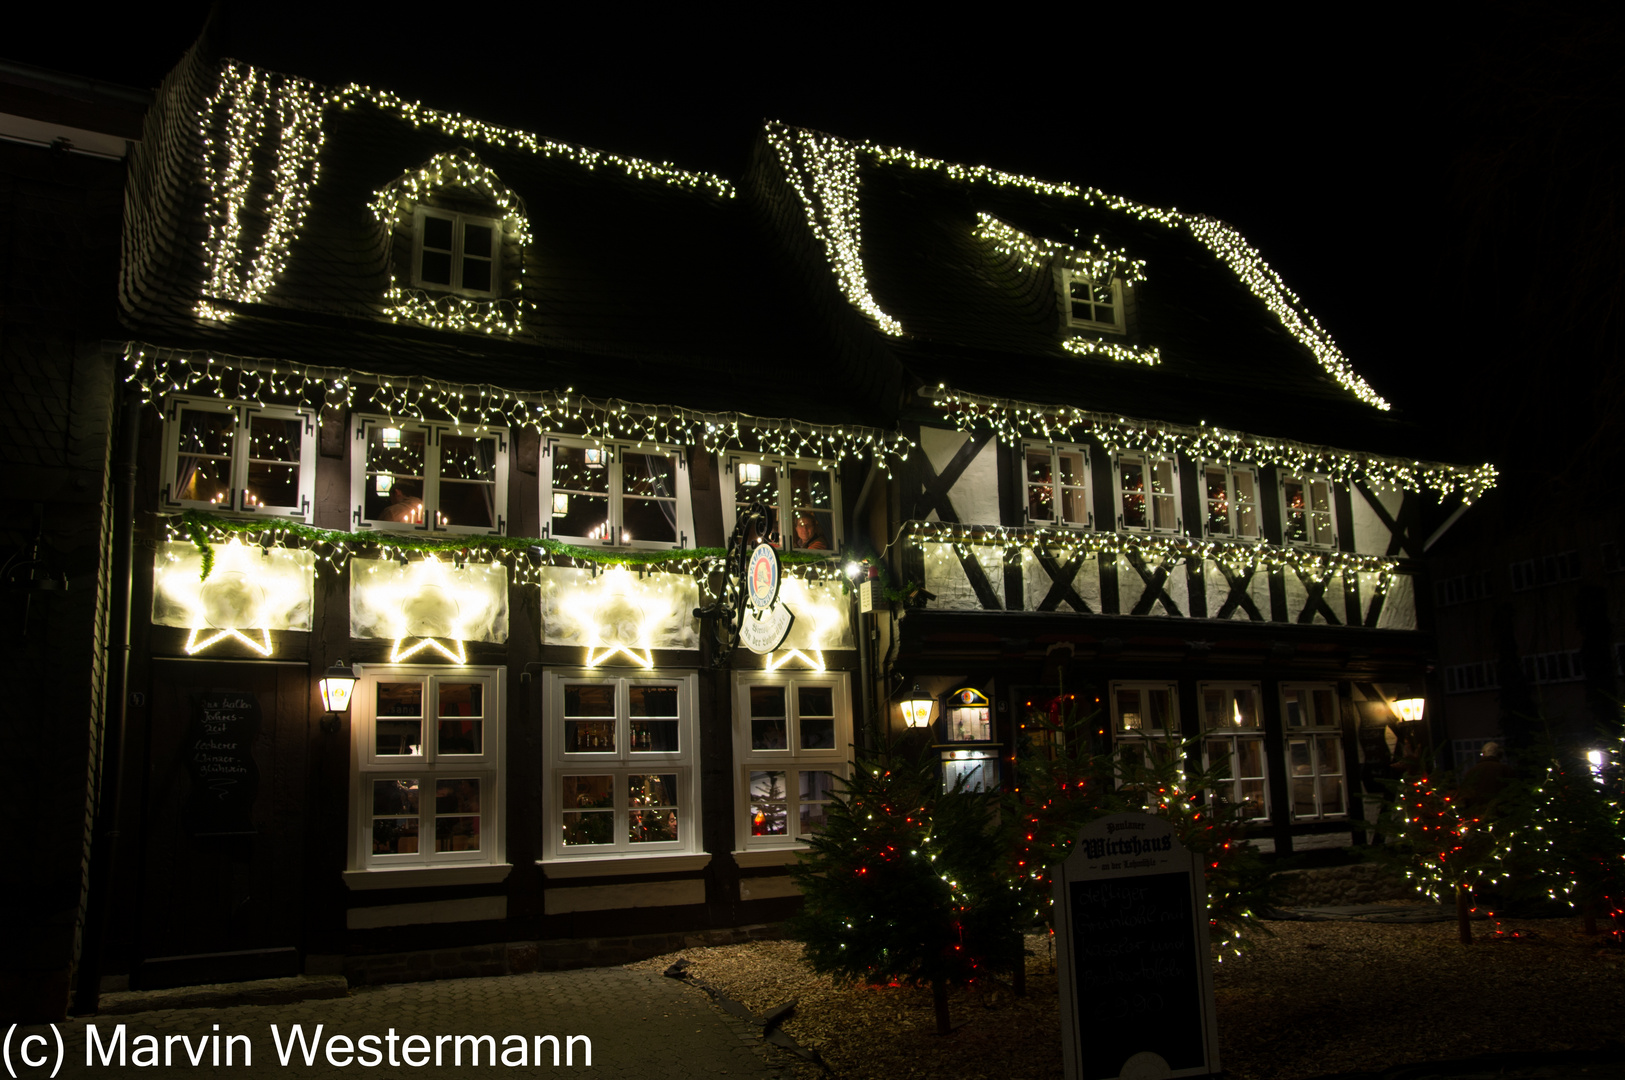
[10,33,1494,1017]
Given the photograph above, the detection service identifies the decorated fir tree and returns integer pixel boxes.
[1380,765,1512,944]
[1499,731,1625,937]
[1007,696,1267,959]
[789,741,1026,1034]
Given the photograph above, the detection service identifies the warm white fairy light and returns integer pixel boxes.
[768,122,1391,410]
[974,214,1147,284]
[763,125,901,335]
[190,60,734,324]
[926,384,1495,503]
[907,518,1398,586]
[195,62,326,319]
[127,343,913,474]
[1059,338,1162,366]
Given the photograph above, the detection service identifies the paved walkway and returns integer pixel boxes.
[8,967,783,1079]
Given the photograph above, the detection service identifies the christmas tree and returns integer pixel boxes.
[789,740,1026,1034]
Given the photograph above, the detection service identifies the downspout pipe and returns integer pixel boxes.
[72,387,141,1016]
[849,461,880,747]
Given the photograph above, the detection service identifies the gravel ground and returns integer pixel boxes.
[628,915,1625,1080]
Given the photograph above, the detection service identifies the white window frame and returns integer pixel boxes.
[544,670,701,861]
[542,436,693,550]
[412,206,500,298]
[1280,681,1347,821]
[160,396,316,520]
[351,415,509,536]
[718,452,843,551]
[349,663,506,875]
[1060,268,1126,333]
[1195,681,1269,822]
[1108,680,1181,777]
[732,671,852,852]
[1112,451,1182,534]
[1200,461,1260,541]
[1021,440,1094,529]
[1278,472,1338,549]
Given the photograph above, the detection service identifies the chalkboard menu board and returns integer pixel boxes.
[184,691,262,836]
[1053,813,1219,1080]
[1068,872,1204,1078]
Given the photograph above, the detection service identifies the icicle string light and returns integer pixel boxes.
[193,60,734,321]
[765,122,1391,411]
[765,126,902,335]
[126,344,914,473]
[1059,338,1162,366]
[927,385,1496,503]
[902,519,1399,585]
[974,213,1147,284]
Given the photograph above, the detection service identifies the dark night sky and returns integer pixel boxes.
[11,4,1570,456]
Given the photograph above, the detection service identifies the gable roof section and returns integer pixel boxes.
[761,121,1393,421]
[121,60,886,425]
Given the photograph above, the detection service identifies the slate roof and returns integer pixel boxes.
[755,126,1437,458]
[119,53,899,428]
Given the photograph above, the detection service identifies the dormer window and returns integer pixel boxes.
[414,208,499,298]
[1061,269,1125,333]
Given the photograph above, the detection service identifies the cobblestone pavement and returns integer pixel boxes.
[8,967,785,1079]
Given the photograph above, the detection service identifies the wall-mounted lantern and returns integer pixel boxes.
[319,660,357,733]
[898,684,935,728]
[1389,697,1425,724]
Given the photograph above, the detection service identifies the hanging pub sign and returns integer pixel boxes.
[739,542,794,654]
[1052,812,1219,1080]
[184,690,262,836]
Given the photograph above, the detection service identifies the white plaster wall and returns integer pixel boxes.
[1020,550,1101,612]
[922,543,1005,610]
[1376,572,1417,631]
[1116,556,1190,617]
[919,426,1000,526]
[1350,485,1405,556]
[1202,559,1271,621]
[1282,572,1351,626]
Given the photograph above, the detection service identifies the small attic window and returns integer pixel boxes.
[414,208,499,298]
[1061,269,1125,334]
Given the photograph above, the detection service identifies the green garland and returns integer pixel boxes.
[176,510,839,580]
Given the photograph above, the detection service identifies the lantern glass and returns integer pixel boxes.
[381,427,402,449]
[899,686,934,728]
[1389,697,1425,724]
[320,663,357,713]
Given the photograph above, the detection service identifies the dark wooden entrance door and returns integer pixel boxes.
[135,659,309,988]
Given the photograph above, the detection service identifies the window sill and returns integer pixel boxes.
[343,863,512,890]
[537,853,712,878]
[732,847,807,867]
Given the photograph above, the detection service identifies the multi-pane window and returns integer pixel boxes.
[733,672,851,850]
[546,672,698,858]
[1444,661,1501,694]
[545,437,693,550]
[353,666,503,871]
[1022,442,1093,528]
[1201,462,1259,540]
[1109,682,1180,772]
[352,417,508,535]
[1509,551,1581,591]
[413,208,498,297]
[720,454,840,552]
[1435,571,1494,607]
[1061,270,1125,332]
[1522,649,1585,685]
[1198,683,1268,821]
[1281,683,1345,820]
[1114,452,1180,533]
[160,397,316,519]
[1280,474,1336,548]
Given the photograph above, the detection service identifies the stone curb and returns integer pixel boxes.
[88,974,350,1016]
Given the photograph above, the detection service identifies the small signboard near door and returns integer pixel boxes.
[1052,812,1219,1080]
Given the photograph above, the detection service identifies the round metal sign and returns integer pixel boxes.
[746,543,781,612]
